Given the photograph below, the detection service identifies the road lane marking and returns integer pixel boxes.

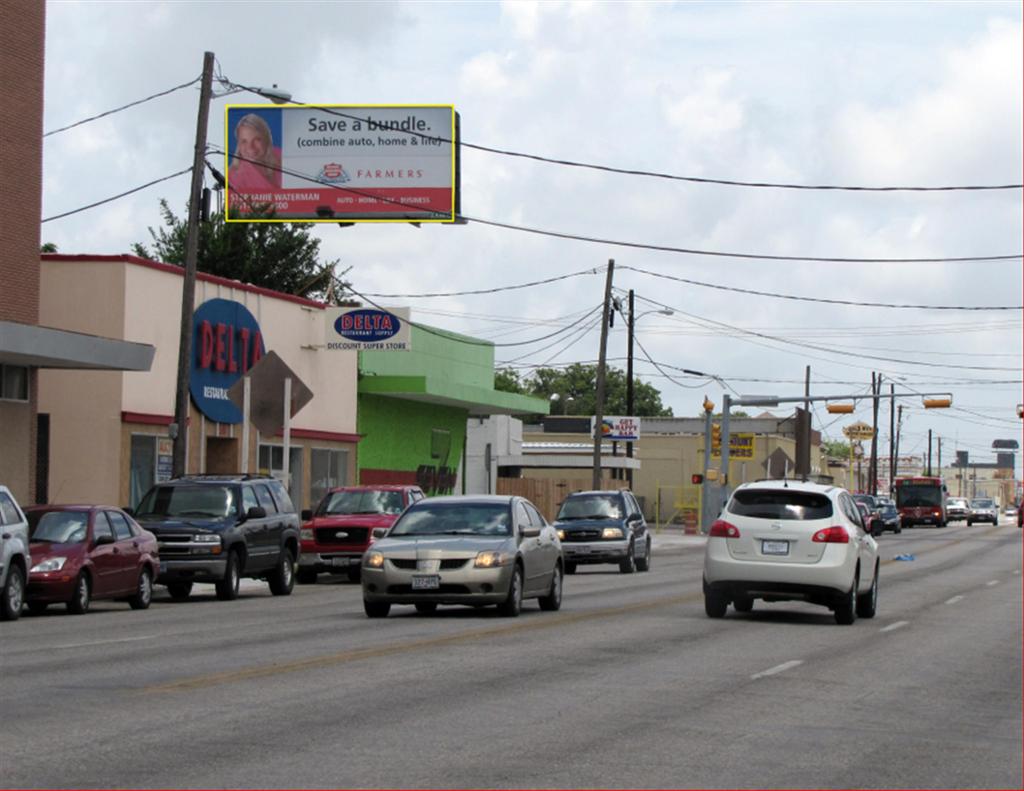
[880,620,909,632]
[751,660,803,680]
[52,635,158,650]
[945,595,965,604]
[986,580,1000,587]
[144,590,702,693]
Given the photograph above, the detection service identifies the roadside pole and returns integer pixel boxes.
[591,259,615,490]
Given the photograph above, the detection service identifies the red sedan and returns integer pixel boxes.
[25,505,160,615]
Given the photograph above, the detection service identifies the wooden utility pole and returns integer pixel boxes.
[888,383,895,495]
[172,51,216,478]
[869,372,880,495]
[592,259,615,489]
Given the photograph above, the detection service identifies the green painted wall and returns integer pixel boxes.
[358,394,466,481]
[360,324,493,388]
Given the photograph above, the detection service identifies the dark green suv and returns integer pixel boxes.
[132,475,300,601]
[553,489,651,575]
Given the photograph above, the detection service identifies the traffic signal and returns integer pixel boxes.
[1018,403,1023,419]
[826,402,855,414]
[691,473,704,485]
[923,397,952,409]
[702,396,715,413]
[711,422,721,448]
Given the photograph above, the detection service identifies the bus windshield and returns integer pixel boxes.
[896,483,944,508]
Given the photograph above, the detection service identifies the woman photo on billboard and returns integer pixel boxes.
[228,113,282,191]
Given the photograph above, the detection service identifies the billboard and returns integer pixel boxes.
[224,104,458,222]
[591,417,641,442]
[325,307,411,351]
[711,434,755,459]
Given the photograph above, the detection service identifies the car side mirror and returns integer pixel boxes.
[371,527,388,540]
[245,506,267,520]
[521,526,541,538]
[93,534,115,547]
[301,509,313,521]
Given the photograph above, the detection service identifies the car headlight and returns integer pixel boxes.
[364,551,384,568]
[475,550,512,568]
[601,527,624,539]
[300,528,314,540]
[193,533,220,543]
[556,529,565,540]
[31,557,66,573]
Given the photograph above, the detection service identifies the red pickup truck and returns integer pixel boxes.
[298,485,424,583]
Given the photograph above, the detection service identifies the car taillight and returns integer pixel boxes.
[812,526,850,543]
[932,509,942,516]
[709,519,740,538]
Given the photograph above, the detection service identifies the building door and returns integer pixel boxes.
[35,413,49,504]
[129,435,156,508]
[206,437,238,474]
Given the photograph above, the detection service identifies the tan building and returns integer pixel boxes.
[38,254,360,511]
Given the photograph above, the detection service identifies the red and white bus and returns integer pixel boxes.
[893,476,948,528]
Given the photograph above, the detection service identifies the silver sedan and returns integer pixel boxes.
[361,495,564,618]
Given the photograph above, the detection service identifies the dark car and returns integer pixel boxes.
[552,489,650,574]
[131,474,300,601]
[873,497,902,535]
[24,505,159,614]
[298,485,424,584]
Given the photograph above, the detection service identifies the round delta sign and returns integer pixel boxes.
[189,299,266,424]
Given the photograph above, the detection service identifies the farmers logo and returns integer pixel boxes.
[333,309,401,342]
[318,162,351,184]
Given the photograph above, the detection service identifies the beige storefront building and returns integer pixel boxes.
[39,254,360,511]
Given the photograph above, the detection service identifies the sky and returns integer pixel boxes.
[40,0,1023,479]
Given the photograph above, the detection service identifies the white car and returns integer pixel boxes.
[703,480,879,625]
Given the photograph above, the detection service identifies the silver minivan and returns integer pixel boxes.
[0,485,29,620]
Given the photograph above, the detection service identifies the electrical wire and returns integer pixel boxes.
[618,264,1022,311]
[44,77,202,137]
[215,84,1022,192]
[41,167,193,223]
[362,268,602,298]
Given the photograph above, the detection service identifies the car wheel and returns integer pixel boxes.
[296,569,318,585]
[128,567,153,610]
[704,591,728,618]
[498,564,523,617]
[67,573,91,615]
[215,550,241,601]
[564,561,577,575]
[0,564,25,621]
[856,564,878,619]
[414,602,437,614]
[635,540,651,572]
[27,601,48,615]
[347,567,361,584]
[967,520,973,526]
[733,595,754,613]
[895,522,902,534]
[538,564,563,612]
[364,599,390,618]
[268,547,295,596]
[619,542,636,574]
[834,574,859,625]
[167,581,193,600]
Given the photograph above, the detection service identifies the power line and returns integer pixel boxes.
[362,267,602,298]
[618,264,1022,311]
[43,77,201,137]
[41,167,192,223]
[216,86,1022,193]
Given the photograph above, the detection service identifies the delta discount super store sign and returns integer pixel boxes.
[225,104,457,222]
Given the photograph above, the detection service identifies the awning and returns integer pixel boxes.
[0,321,155,371]
[358,374,549,417]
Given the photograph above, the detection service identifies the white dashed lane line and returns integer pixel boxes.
[986,580,1001,587]
[880,620,909,633]
[751,660,803,680]
[945,595,965,604]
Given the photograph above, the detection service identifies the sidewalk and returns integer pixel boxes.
[650,526,708,552]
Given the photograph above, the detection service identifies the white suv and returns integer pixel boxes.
[703,480,879,625]
[0,485,29,621]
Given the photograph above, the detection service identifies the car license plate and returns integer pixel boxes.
[762,540,789,556]
[571,545,591,554]
[331,557,352,567]
[411,575,440,590]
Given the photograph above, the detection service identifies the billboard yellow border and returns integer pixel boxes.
[224,103,457,224]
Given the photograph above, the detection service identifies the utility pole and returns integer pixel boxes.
[625,289,635,487]
[171,51,216,478]
[927,429,933,476]
[869,372,880,495]
[894,404,903,481]
[888,383,895,495]
[937,436,942,478]
[592,259,615,490]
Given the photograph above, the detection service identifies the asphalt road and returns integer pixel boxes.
[1,519,1020,789]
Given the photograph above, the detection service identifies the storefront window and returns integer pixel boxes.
[258,443,303,503]
[1,364,29,401]
[310,448,350,508]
